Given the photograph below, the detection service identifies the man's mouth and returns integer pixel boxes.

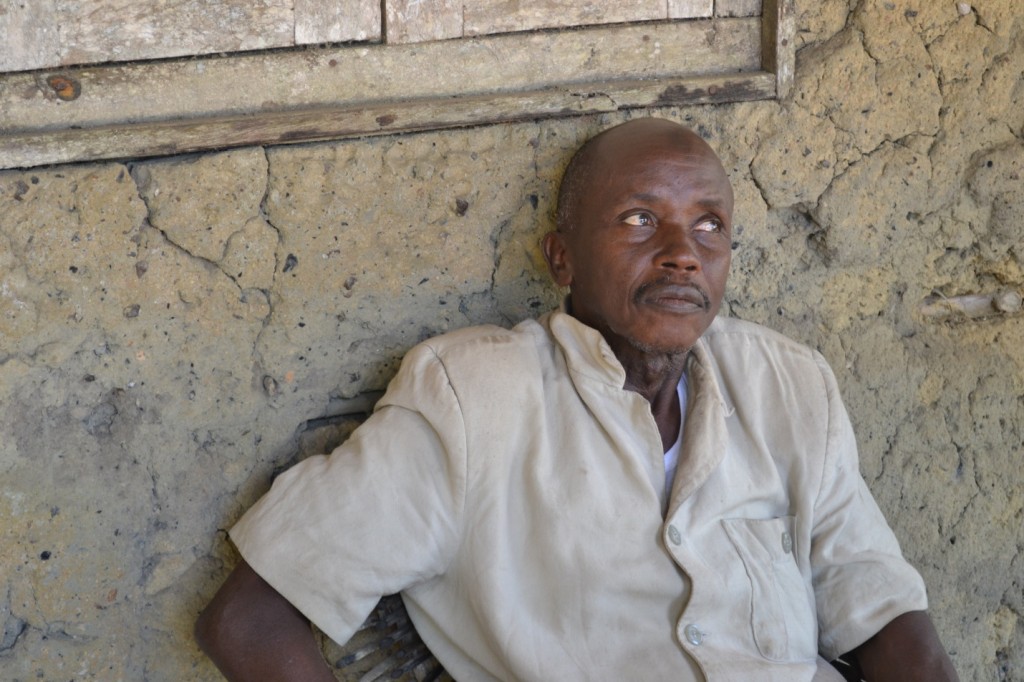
[634,280,710,312]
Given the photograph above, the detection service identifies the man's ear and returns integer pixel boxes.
[541,231,573,287]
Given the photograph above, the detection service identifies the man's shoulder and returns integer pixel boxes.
[414,316,548,357]
[699,316,831,387]
[397,315,555,384]
[703,315,820,361]
[697,317,841,435]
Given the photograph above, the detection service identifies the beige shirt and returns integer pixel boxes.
[232,311,927,681]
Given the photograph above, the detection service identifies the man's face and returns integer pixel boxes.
[545,121,733,357]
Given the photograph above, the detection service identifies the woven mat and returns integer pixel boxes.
[318,594,453,682]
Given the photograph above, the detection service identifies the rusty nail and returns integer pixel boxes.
[47,74,82,101]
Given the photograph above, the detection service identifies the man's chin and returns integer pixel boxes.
[622,330,700,357]
[626,316,719,357]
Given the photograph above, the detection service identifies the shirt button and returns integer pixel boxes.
[684,624,704,646]
[781,531,793,554]
[667,524,682,545]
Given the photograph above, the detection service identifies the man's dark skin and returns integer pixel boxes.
[196,118,958,681]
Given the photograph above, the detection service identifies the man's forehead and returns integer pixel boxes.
[589,137,733,200]
[593,118,710,150]
[594,130,720,170]
[625,185,732,208]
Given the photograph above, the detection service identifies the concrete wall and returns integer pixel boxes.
[1,1,1021,679]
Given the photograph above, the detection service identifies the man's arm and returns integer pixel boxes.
[195,559,337,682]
[847,610,958,682]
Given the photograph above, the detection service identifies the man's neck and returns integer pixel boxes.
[615,344,689,452]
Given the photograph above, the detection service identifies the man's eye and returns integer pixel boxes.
[694,217,723,232]
[623,213,654,227]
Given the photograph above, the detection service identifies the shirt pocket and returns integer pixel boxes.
[722,516,818,662]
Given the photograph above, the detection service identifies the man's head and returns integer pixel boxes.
[543,118,733,358]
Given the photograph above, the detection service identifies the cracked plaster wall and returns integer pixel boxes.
[0,1,1022,680]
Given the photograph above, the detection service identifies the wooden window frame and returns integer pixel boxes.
[0,0,793,170]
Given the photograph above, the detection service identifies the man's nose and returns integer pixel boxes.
[655,229,701,271]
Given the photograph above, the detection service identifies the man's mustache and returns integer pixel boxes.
[633,278,710,310]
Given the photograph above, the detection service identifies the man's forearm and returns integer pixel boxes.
[195,560,337,682]
[851,610,958,682]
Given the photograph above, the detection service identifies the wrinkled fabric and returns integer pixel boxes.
[231,311,926,681]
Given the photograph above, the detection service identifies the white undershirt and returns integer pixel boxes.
[662,374,688,503]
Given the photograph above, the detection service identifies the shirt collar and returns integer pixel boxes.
[544,305,627,388]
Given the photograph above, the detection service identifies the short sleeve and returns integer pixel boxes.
[808,353,928,660]
[229,343,467,646]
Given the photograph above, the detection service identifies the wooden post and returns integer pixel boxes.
[760,0,795,99]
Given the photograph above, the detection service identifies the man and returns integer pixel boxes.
[196,118,958,681]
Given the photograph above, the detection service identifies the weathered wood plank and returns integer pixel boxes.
[53,0,296,66]
[0,9,794,171]
[0,72,776,168]
[463,0,665,37]
[716,0,762,17]
[385,0,462,44]
[295,0,381,44]
[760,0,794,98]
[668,0,713,19]
[1,19,761,134]
[0,0,60,72]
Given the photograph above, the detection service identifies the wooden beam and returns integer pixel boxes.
[295,0,382,44]
[668,0,713,18]
[54,0,296,67]
[716,0,762,17]
[0,12,794,170]
[0,72,776,168]
[385,0,462,43]
[760,0,795,99]
[463,0,667,36]
[0,0,60,72]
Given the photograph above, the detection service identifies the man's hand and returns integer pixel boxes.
[847,610,959,682]
[195,560,337,682]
